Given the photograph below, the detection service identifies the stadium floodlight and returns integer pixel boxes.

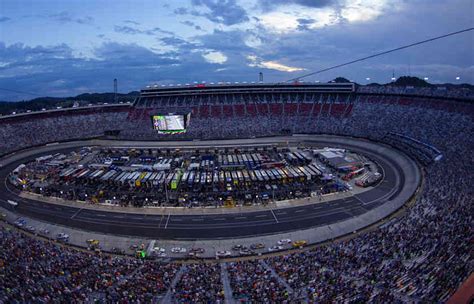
[424,77,429,81]
[202,81,206,83]
[193,81,198,84]
[185,83,190,86]
[251,81,255,83]
[315,80,320,83]
[455,76,460,80]
[391,77,396,81]
[177,83,181,86]
[242,81,247,84]
[210,82,214,85]
[366,77,371,81]
[161,84,166,87]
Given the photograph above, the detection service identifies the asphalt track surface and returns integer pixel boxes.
[0,140,406,240]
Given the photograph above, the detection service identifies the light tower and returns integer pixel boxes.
[259,72,263,83]
[114,78,118,103]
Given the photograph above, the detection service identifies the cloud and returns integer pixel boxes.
[0,42,74,67]
[0,16,11,23]
[258,7,340,33]
[114,25,173,36]
[258,0,341,13]
[93,42,179,65]
[260,0,336,10]
[123,19,140,25]
[0,42,181,99]
[257,0,404,33]
[197,30,253,52]
[175,0,249,26]
[0,0,472,100]
[247,55,305,72]
[113,25,142,35]
[160,36,196,48]
[49,11,94,25]
[340,0,394,23]
[202,51,227,64]
[0,42,249,100]
[181,21,203,31]
[296,18,316,31]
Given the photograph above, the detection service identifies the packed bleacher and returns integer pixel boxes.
[172,263,225,303]
[227,260,292,302]
[0,107,128,156]
[0,87,473,302]
[358,84,474,100]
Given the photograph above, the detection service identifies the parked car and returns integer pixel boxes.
[250,243,265,250]
[188,247,205,257]
[239,248,255,256]
[292,240,307,248]
[189,247,205,254]
[86,239,100,246]
[232,244,246,251]
[216,250,232,258]
[56,233,69,242]
[39,228,50,235]
[171,247,187,254]
[277,239,292,245]
[152,247,166,253]
[25,225,36,233]
[14,218,26,228]
[268,245,283,252]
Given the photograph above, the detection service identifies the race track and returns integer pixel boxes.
[0,136,419,240]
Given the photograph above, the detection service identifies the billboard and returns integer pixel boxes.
[151,113,190,134]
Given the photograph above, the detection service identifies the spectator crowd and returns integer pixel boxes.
[0,89,473,302]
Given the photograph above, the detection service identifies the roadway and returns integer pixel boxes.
[0,137,409,240]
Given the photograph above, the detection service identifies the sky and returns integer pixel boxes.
[0,0,472,101]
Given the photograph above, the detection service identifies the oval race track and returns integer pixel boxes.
[0,136,420,240]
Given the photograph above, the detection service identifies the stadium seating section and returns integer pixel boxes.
[0,87,473,302]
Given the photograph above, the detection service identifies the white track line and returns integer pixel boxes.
[164,213,171,229]
[70,208,83,219]
[270,209,279,223]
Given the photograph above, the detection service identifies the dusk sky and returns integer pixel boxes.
[0,0,472,101]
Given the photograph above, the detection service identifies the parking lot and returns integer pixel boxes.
[11,145,378,208]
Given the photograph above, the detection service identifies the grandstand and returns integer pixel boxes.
[0,83,473,302]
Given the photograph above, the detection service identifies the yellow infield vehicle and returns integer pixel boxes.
[292,240,307,248]
[86,239,100,246]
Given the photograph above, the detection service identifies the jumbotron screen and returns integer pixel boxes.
[151,113,190,134]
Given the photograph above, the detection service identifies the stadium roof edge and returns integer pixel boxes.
[140,82,355,97]
[0,103,130,121]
